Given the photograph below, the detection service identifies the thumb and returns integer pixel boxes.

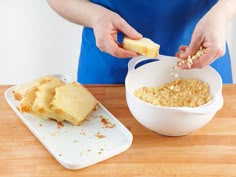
[115,19,142,40]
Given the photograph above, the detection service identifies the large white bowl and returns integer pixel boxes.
[125,55,224,136]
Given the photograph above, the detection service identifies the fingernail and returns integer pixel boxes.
[136,32,142,38]
[137,35,143,39]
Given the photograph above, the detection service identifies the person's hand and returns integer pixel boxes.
[92,9,142,58]
[176,2,228,69]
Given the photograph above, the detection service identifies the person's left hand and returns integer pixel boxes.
[176,3,228,69]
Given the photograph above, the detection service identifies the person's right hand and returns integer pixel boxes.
[92,9,142,58]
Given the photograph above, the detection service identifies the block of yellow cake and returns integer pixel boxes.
[50,82,98,125]
[31,77,65,121]
[19,86,38,113]
[122,37,160,58]
[18,76,65,121]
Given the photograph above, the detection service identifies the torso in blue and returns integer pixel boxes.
[78,0,232,84]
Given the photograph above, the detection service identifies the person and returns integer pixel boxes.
[47,0,236,84]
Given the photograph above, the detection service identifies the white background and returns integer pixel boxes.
[0,0,236,85]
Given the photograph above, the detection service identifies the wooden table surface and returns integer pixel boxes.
[0,84,236,177]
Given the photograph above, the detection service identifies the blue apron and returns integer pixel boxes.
[78,0,232,84]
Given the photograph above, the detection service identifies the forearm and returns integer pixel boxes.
[212,0,236,21]
[47,0,113,28]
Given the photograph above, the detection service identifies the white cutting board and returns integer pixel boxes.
[4,74,133,170]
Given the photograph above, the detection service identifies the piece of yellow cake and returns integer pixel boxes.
[13,75,60,101]
[122,37,160,58]
[19,86,38,113]
[18,76,65,120]
[50,82,98,125]
[31,77,65,121]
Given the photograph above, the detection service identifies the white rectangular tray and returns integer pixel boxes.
[4,75,133,170]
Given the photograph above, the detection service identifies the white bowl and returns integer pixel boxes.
[125,55,223,136]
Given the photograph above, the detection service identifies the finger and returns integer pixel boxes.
[176,45,186,58]
[175,51,182,58]
[176,46,190,60]
[104,37,139,58]
[96,31,138,58]
[190,48,217,68]
[181,35,203,59]
[178,45,187,52]
[177,61,190,70]
[114,18,142,40]
[179,47,216,69]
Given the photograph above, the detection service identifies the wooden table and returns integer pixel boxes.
[0,84,236,177]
